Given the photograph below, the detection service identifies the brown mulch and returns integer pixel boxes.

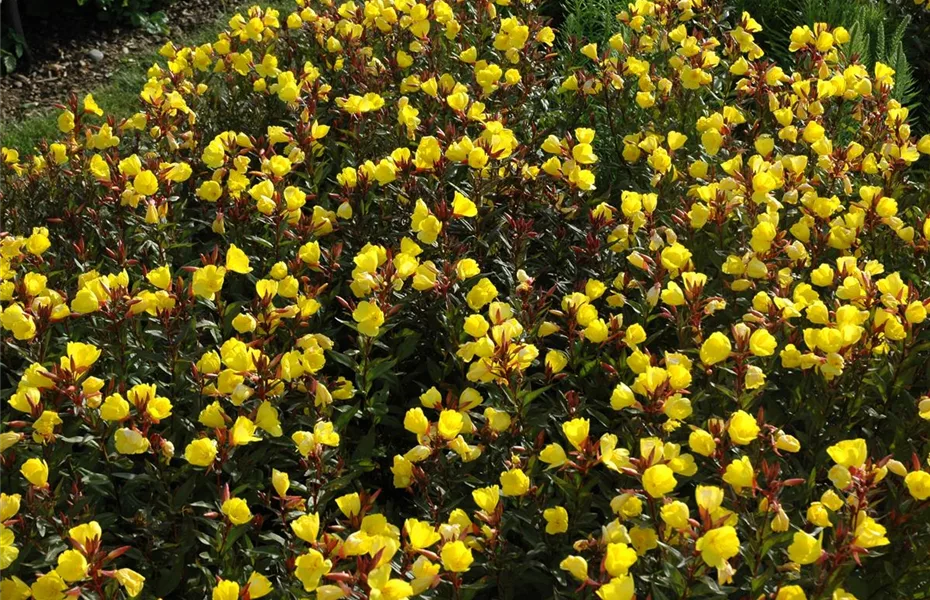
[0,0,239,123]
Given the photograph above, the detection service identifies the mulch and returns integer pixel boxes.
[0,0,239,124]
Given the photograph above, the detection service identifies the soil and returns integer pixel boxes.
[0,0,239,123]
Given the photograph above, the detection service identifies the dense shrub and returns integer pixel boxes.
[2,0,930,598]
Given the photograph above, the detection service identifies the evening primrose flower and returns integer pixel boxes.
[438,410,464,439]
[560,555,588,581]
[749,329,777,356]
[562,417,589,451]
[114,569,145,597]
[184,438,218,467]
[222,498,252,525]
[611,383,636,410]
[543,506,569,534]
[225,244,252,274]
[728,410,760,445]
[30,571,67,600]
[452,192,477,218]
[291,512,320,542]
[660,501,690,529]
[336,493,361,518]
[723,456,754,492]
[827,439,868,469]
[0,494,21,521]
[905,471,930,500]
[500,468,530,496]
[642,464,677,498]
[597,576,634,600]
[114,428,151,455]
[473,486,500,513]
[353,301,385,337]
[695,525,740,568]
[852,514,889,548]
[700,332,732,365]
[441,540,474,572]
[0,525,18,570]
[294,548,332,591]
[787,531,822,565]
[776,586,807,600]
[55,549,88,582]
[21,458,49,487]
[405,519,441,549]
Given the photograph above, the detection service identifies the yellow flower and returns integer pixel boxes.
[776,586,808,600]
[58,110,75,132]
[405,518,441,549]
[642,464,677,498]
[270,469,290,498]
[55,549,88,582]
[367,564,413,599]
[597,576,635,600]
[21,457,49,487]
[114,428,151,455]
[68,521,102,547]
[0,493,21,521]
[30,571,67,600]
[700,332,732,365]
[611,383,636,410]
[543,506,568,534]
[660,501,690,529]
[473,485,500,513]
[852,514,889,548]
[291,513,321,542]
[787,531,822,565]
[295,549,333,592]
[184,438,218,467]
[192,265,227,300]
[213,580,239,600]
[500,468,530,496]
[146,265,171,290]
[404,408,430,436]
[604,542,637,576]
[222,497,253,525]
[695,526,740,568]
[225,243,253,274]
[807,503,832,528]
[562,417,589,451]
[438,410,464,440]
[466,278,498,310]
[689,429,716,456]
[749,329,777,356]
[827,439,868,469]
[114,569,146,597]
[133,170,158,196]
[905,471,930,500]
[353,301,385,337]
[723,456,754,492]
[452,192,477,218]
[0,525,18,570]
[728,410,760,445]
[83,93,104,116]
[230,416,260,446]
[441,540,474,572]
[559,555,588,581]
[63,341,101,371]
[336,492,361,517]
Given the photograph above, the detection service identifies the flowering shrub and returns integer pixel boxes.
[3,1,930,599]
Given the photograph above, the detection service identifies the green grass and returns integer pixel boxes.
[0,0,293,151]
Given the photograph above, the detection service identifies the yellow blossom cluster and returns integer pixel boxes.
[2,0,930,598]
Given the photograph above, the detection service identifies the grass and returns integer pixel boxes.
[0,0,293,151]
